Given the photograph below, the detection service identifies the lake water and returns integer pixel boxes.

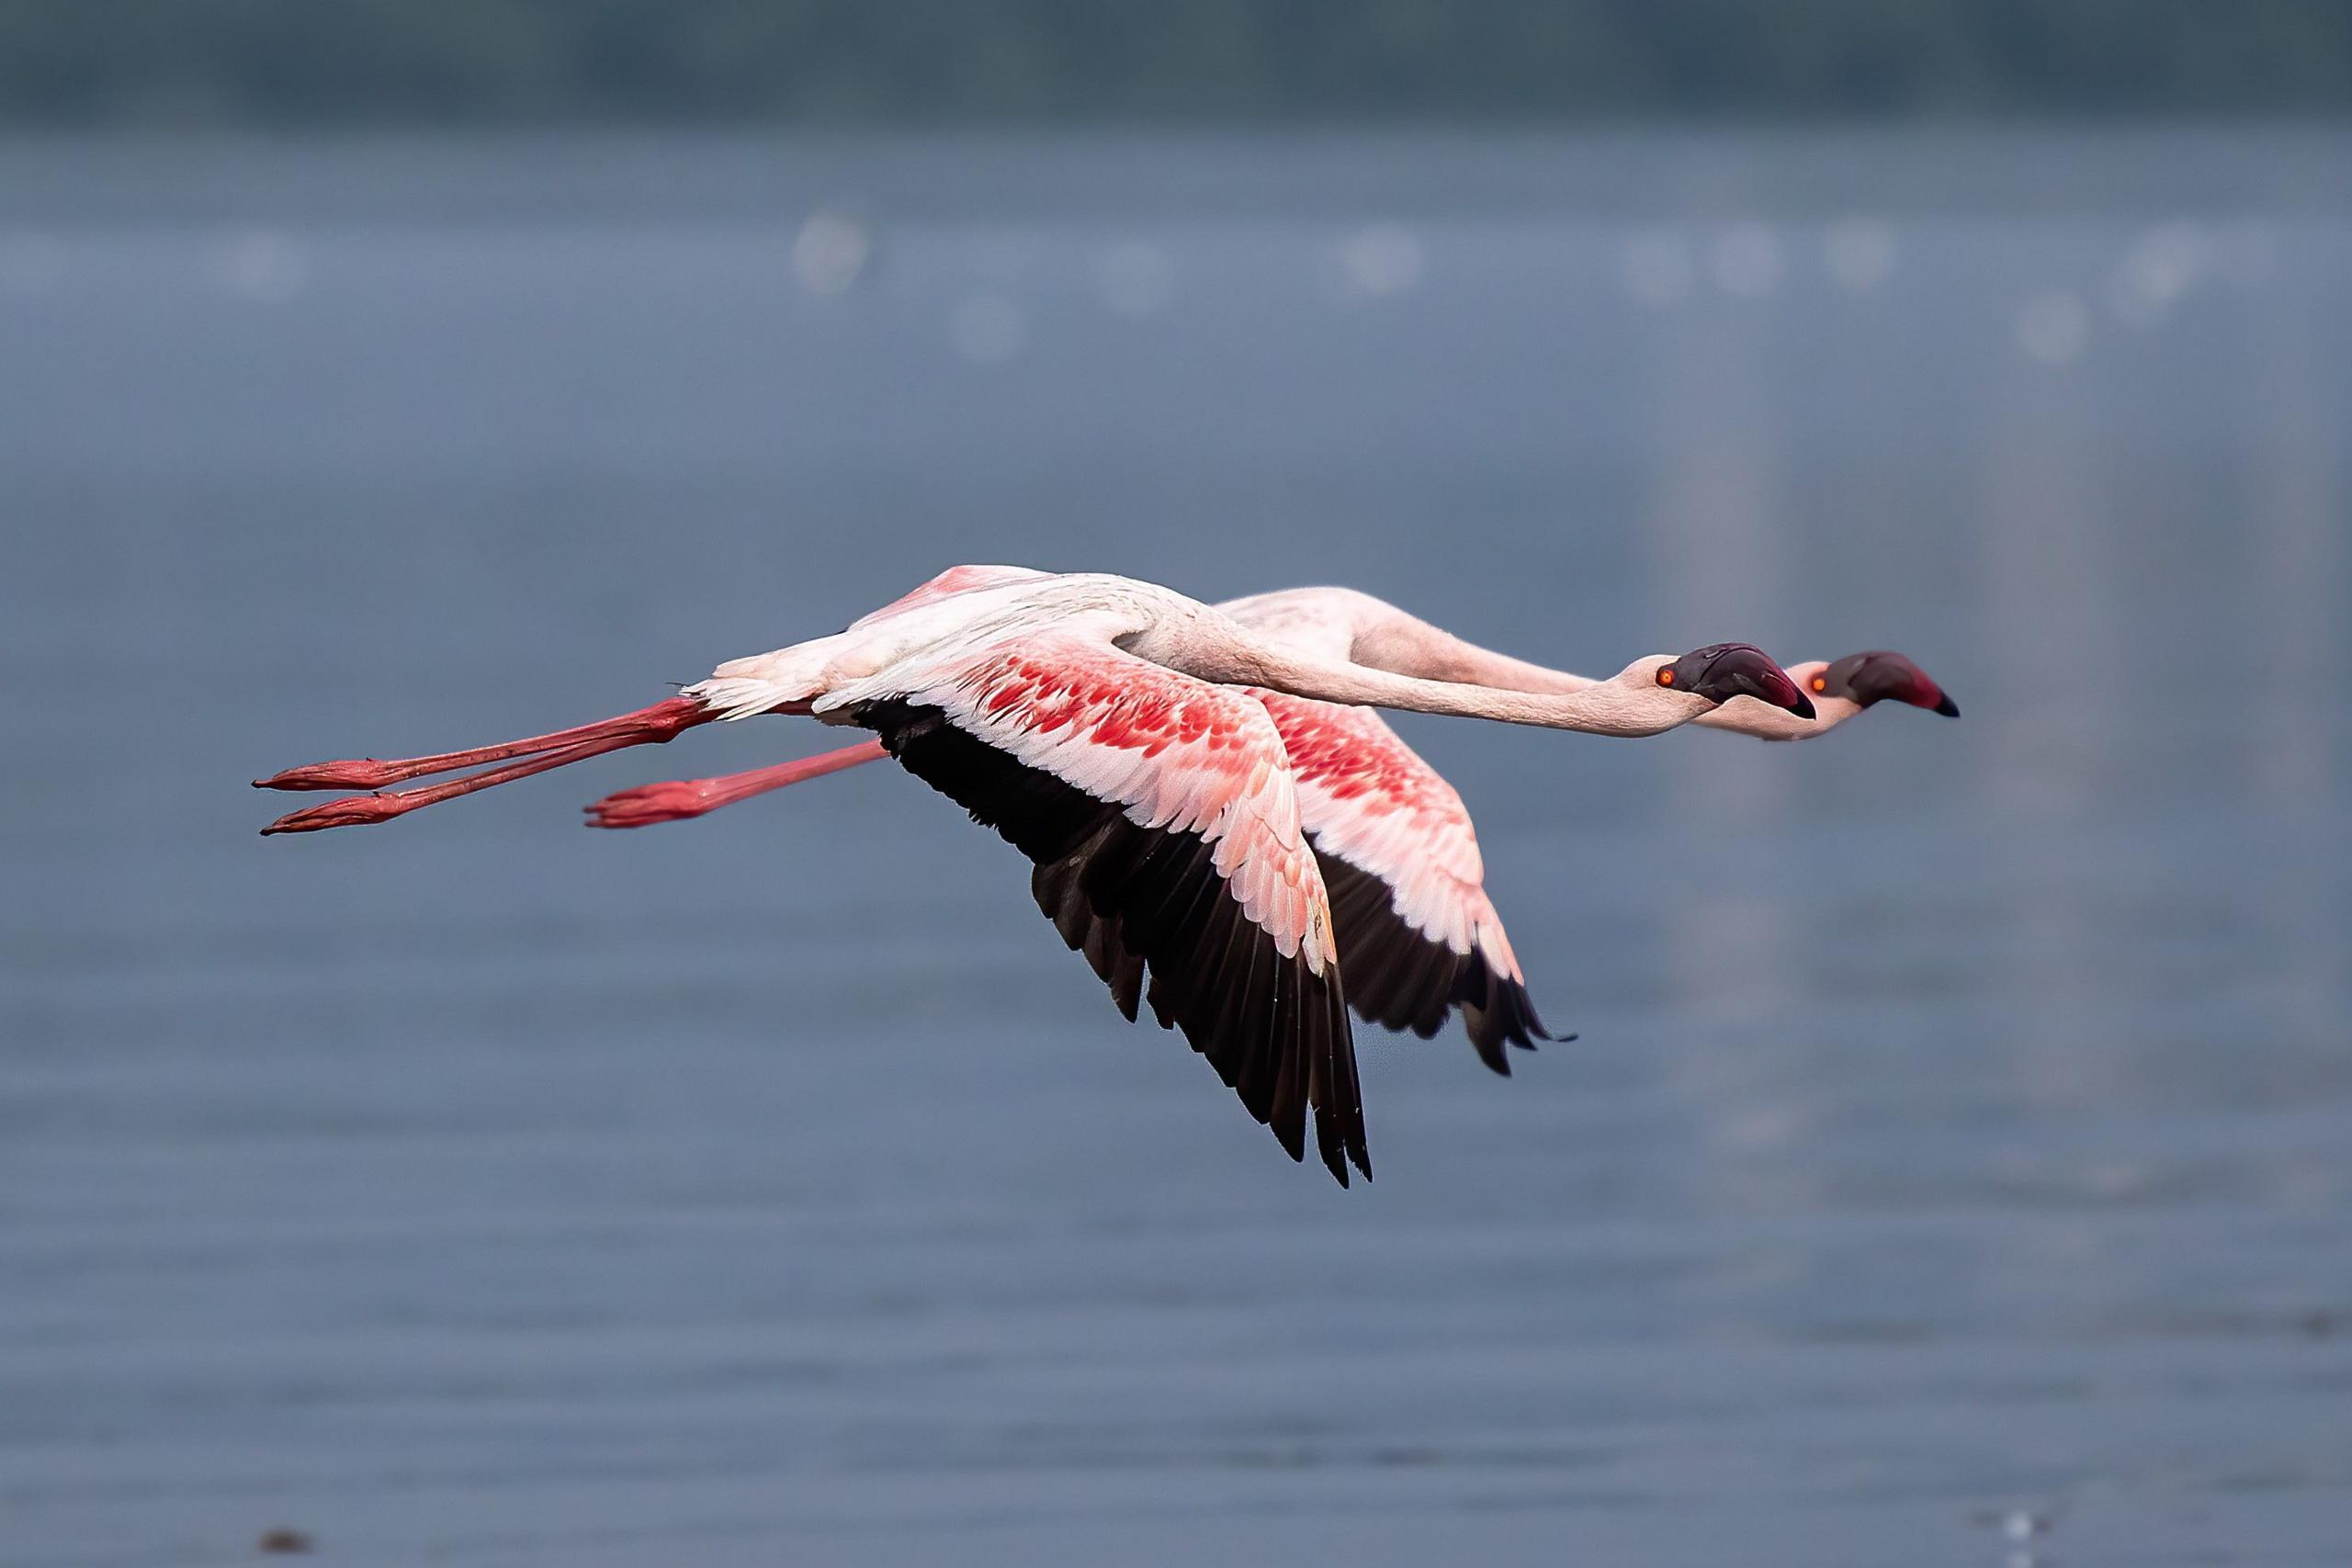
[3,130,2349,1566]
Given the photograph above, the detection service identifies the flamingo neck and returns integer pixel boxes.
[1350,613,1598,696]
[1272,597,1864,744]
[1700,690,1862,740]
[1177,627,1706,739]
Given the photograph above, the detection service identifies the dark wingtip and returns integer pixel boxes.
[1272,1115,1306,1163]
[1469,980,1558,1071]
[1320,1138,1351,1187]
[1935,694,1962,717]
[1524,1012,1566,1045]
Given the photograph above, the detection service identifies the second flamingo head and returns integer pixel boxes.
[1793,650,1961,718]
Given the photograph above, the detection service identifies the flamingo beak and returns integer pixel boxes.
[1831,651,1960,717]
[1673,644,1815,720]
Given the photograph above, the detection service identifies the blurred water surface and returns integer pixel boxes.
[3,130,2349,1567]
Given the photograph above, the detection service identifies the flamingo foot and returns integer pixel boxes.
[583,741,888,829]
[254,696,710,793]
[583,778,731,829]
[262,731,655,836]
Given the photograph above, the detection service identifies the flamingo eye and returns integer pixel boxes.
[1811,676,1827,693]
[1657,668,1675,687]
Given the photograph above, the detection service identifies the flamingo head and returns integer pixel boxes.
[1649,644,1815,718]
[1804,650,1960,716]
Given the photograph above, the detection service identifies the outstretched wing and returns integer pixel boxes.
[1251,691,1560,1075]
[835,632,1369,1185]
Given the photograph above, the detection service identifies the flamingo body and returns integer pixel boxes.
[258,566,1825,1184]
[678,579,1953,1077]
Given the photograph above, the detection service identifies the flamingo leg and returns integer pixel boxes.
[253,695,716,793]
[583,740,888,829]
[261,731,676,835]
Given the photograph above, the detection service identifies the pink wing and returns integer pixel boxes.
[1251,691,1559,1075]
[840,631,1369,1185]
[847,564,1051,630]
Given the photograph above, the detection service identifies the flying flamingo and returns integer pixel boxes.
[254,567,1814,1184]
[580,580,1959,1075]
[1214,586,1959,734]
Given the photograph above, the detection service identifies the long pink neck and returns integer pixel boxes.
[1335,607,1578,694]
[1329,602,1853,741]
[1165,625,1700,739]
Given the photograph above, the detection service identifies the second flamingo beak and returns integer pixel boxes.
[1822,651,1961,718]
[1672,644,1815,719]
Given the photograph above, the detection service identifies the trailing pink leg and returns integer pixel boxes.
[584,740,888,829]
[260,732,667,835]
[253,696,713,793]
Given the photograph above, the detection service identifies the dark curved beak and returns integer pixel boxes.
[1676,643,1815,719]
[1834,650,1960,718]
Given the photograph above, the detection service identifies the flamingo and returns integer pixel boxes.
[578,581,1959,1076]
[254,567,1814,1184]
[1214,586,1960,735]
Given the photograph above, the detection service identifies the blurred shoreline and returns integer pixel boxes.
[5,123,2351,225]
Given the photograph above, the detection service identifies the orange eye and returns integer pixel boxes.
[1811,676,1827,693]
[1657,668,1675,687]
